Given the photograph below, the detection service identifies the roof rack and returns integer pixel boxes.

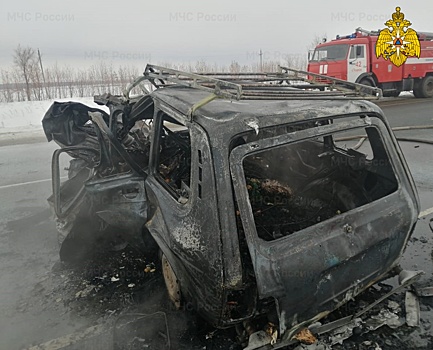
[123,64,382,116]
[278,66,382,99]
[140,64,381,100]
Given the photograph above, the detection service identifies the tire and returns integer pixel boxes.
[359,78,374,86]
[358,78,375,96]
[413,88,421,98]
[416,76,433,98]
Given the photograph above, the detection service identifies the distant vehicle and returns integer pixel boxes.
[307,27,433,97]
[43,65,419,348]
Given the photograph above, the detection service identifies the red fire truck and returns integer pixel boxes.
[307,27,433,97]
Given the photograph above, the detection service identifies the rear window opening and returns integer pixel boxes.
[240,126,398,241]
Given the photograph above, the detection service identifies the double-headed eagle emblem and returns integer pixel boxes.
[376,7,420,67]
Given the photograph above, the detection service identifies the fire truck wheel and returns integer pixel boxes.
[358,78,375,94]
[359,78,374,87]
[418,76,433,98]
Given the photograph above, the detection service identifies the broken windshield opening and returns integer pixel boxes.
[235,122,398,241]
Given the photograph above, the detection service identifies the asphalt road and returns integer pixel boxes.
[0,96,433,350]
[376,95,433,128]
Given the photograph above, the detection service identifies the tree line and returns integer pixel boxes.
[0,45,309,103]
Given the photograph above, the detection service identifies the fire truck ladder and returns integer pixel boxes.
[355,27,380,36]
[355,27,433,41]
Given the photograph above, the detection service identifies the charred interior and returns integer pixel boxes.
[156,114,192,200]
[238,119,398,241]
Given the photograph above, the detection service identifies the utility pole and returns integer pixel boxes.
[38,49,51,99]
[259,49,263,72]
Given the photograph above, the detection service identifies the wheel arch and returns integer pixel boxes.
[355,73,377,86]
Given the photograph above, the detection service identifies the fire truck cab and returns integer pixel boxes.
[307,27,433,97]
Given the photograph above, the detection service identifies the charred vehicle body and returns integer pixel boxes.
[43,65,420,347]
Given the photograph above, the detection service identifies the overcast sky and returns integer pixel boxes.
[1,0,432,69]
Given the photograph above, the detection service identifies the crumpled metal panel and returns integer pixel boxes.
[42,101,109,145]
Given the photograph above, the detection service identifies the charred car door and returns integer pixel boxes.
[230,115,419,339]
[144,105,225,325]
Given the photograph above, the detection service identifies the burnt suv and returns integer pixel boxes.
[42,65,419,346]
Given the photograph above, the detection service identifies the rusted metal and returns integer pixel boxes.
[162,255,181,310]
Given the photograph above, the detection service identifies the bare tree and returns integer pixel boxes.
[75,69,87,97]
[283,54,307,70]
[2,47,332,103]
[194,60,208,73]
[229,61,241,74]
[13,45,36,101]
[29,60,43,100]
[0,70,13,102]
[10,68,24,102]
[308,33,327,50]
[63,65,75,98]
[304,33,327,63]
[50,63,61,98]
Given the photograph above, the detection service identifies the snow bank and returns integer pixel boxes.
[0,97,109,135]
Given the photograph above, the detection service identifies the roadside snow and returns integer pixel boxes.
[0,97,109,138]
[400,91,413,97]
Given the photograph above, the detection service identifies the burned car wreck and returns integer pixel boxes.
[42,65,420,348]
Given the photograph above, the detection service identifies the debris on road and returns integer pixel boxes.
[405,291,421,327]
[414,285,433,297]
[294,328,317,345]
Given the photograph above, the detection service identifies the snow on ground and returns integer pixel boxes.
[0,97,109,143]
[0,92,415,145]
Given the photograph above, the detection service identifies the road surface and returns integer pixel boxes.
[0,95,433,350]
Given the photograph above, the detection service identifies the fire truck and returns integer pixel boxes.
[307,27,433,97]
